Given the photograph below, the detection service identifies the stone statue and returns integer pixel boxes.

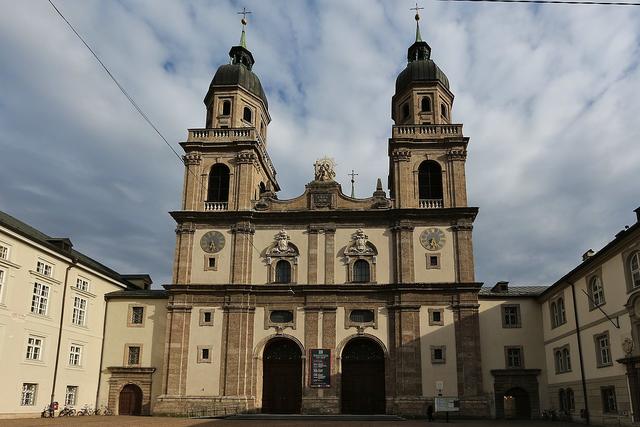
[353,229,368,253]
[314,157,336,182]
[274,229,290,253]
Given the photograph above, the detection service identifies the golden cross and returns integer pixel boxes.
[410,3,424,19]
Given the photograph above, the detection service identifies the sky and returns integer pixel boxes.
[0,0,638,287]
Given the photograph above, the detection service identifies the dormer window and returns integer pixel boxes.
[222,100,231,116]
[421,96,432,112]
[243,106,253,123]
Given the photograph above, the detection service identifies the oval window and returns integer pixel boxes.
[349,309,374,323]
[270,310,294,323]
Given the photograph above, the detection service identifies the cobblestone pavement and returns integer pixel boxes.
[0,417,576,427]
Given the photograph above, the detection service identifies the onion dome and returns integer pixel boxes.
[395,12,449,93]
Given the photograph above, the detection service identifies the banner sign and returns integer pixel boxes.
[309,349,331,388]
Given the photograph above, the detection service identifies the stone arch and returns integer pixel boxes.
[339,336,387,414]
[118,382,143,415]
[336,333,389,364]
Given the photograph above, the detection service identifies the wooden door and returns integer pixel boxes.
[341,338,385,414]
[262,339,302,414]
[118,384,142,415]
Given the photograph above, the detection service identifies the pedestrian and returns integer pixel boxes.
[427,404,434,421]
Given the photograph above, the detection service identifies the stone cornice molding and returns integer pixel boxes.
[231,222,255,235]
[447,149,467,161]
[167,303,192,313]
[175,223,196,235]
[183,152,202,165]
[390,149,412,162]
[236,151,257,165]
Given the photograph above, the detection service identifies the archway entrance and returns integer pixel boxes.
[262,338,302,414]
[341,337,385,414]
[503,387,531,419]
[118,384,142,415]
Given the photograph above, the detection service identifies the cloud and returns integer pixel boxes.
[0,0,638,286]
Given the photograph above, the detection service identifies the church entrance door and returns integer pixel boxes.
[118,384,142,415]
[262,338,302,414]
[503,387,531,419]
[341,338,385,414]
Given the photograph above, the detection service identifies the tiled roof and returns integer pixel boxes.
[105,289,168,299]
[479,285,548,297]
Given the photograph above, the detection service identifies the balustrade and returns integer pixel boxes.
[419,199,443,208]
[204,202,228,211]
[392,124,463,139]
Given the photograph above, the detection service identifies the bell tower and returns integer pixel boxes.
[179,15,279,214]
[388,10,469,210]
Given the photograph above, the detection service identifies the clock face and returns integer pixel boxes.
[200,231,225,254]
[420,228,446,251]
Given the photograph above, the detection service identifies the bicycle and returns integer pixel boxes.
[77,404,93,416]
[100,405,114,416]
[58,405,76,417]
[40,405,54,418]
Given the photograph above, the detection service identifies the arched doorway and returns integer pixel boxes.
[341,337,385,414]
[262,338,302,414]
[503,387,531,419]
[118,384,142,415]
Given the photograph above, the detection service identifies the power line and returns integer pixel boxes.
[47,0,185,164]
[438,0,640,5]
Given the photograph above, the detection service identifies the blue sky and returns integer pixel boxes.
[0,0,639,286]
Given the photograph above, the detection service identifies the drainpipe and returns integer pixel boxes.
[570,282,590,425]
[94,293,110,409]
[50,257,77,410]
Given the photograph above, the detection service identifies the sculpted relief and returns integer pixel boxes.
[314,157,336,182]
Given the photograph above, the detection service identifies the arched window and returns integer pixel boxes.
[590,276,605,307]
[421,96,432,112]
[353,260,370,283]
[418,161,443,202]
[558,298,566,324]
[555,350,563,372]
[222,100,231,116]
[275,260,291,284]
[207,164,230,203]
[630,252,640,288]
[550,301,558,327]
[243,106,253,123]
[402,103,410,119]
[259,182,267,195]
[441,103,448,118]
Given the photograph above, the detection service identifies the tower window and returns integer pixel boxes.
[259,182,267,195]
[274,260,291,284]
[441,103,448,119]
[421,96,432,112]
[402,103,410,119]
[353,259,370,283]
[222,100,231,116]
[418,161,443,201]
[243,106,253,123]
[207,164,230,203]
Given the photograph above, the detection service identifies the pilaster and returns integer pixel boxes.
[324,227,336,284]
[164,302,192,396]
[173,223,195,284]
[307,227,319,284]
[230,221,255,284]
[392,222,415,284]
[181,152,202,211]
[453,301,483,397]
[220,301,255,397]
[447,149,468,208]
[390,149,412,209]
[452,221,475,282]
[235,151,257,211]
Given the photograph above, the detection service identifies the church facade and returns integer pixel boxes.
[100,19,529,418]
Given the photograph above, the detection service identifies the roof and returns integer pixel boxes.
[479,285,548,298]
[539,219,640,299]
[0,210,140,288]
[208,63,268,109]
[105,289,168,300]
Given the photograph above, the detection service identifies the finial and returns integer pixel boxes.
[376,178,383,192]
[237,7,252,48]
[410,3,424,42]
[349,169,359,198]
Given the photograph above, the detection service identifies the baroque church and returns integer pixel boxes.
[8,7,640,421]
[156,12,486,416]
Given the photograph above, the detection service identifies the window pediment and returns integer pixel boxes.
[344,229,378,257]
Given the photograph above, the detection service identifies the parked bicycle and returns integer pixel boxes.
[76,404,93,416]
[58,405,76,417]
[40,405,54,418]
[100,405,114,416]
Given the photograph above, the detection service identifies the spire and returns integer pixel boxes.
[229,7,255,70]
[412,3,424,42]
[407,3,431,63]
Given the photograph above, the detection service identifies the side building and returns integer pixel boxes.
[0,210,151,418]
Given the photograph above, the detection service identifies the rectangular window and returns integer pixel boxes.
[72,297,87,326]
[20,383,37,406]
[198,346,213,363]
[601,386,617,413]
[595,333,612,367]
[430,345,446,364]
[550,296,567,328]
[554,345,572,373]
[0,268,5,303]
[130,306,144,325]
[36,260,52,277]
[75,277,90,292]
[505,346,523,368]
[127,346,141,365]
[69,344,82,366]
[428,308,444,326]
[426,253,441,269]
[199,309,214,326]
[0,244,8,260]
[65,386,78,406]
[502,304,521,328]
[31,282,49,315]
[26,336,43,360]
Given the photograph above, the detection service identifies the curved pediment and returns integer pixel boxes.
[254,180,391,212]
